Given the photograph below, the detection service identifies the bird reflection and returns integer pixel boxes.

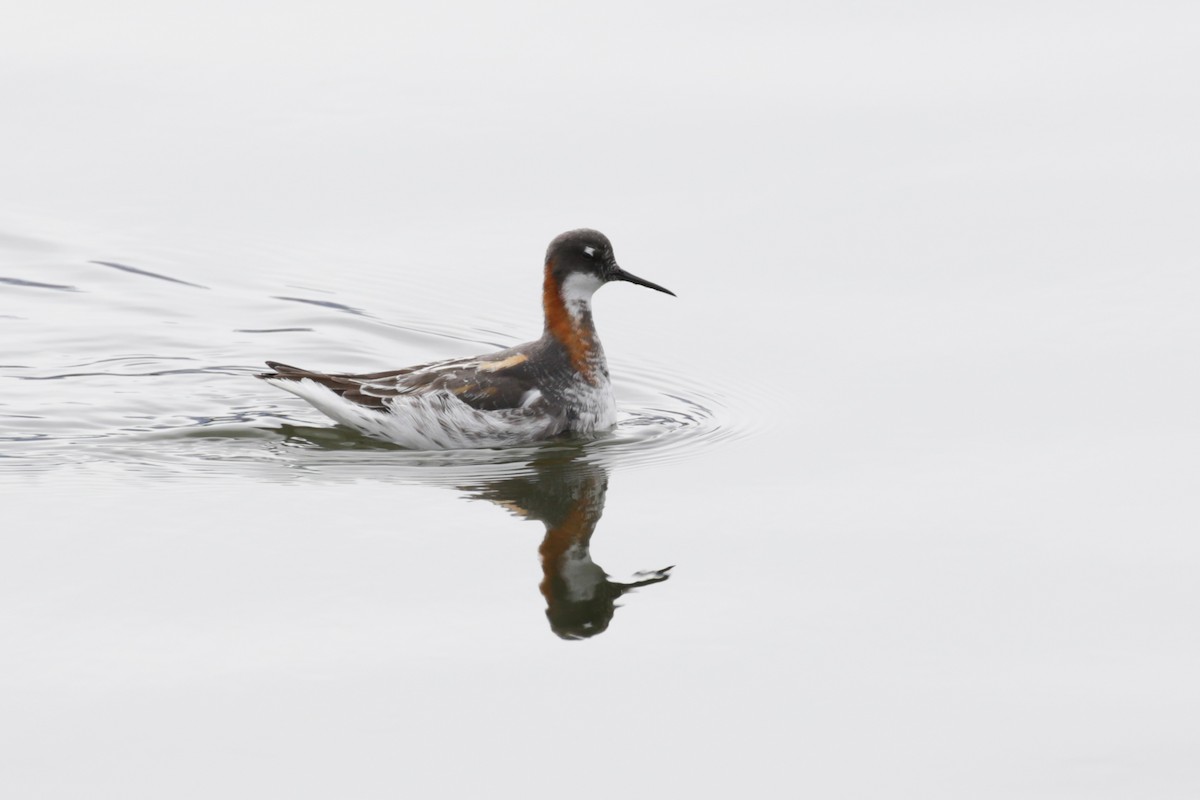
[461,451,673,640]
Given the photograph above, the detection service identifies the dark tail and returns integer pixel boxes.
[256,361,313,381]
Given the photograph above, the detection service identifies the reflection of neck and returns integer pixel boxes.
[538,473,606,608]
[538,490,602,596]
[543,266,602,384]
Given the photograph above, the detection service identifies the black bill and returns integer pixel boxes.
[611,266,676,297]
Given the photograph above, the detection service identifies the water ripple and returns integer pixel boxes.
[0,250,748,484]
[91,260,209,289]
[0,276,79,291]
[272,295,365,315]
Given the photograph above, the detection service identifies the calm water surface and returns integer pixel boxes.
[4,3,1200,798]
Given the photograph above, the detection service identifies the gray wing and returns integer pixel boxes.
[258,349,542,413]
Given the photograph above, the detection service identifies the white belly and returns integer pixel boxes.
[268,376,617,449]
[561,375,618,435]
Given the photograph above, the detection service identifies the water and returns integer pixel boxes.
[0,240,736,478]
[4,3,1200,798]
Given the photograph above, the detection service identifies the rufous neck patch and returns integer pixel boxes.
[538,498,594,602]
[543,266,599,384]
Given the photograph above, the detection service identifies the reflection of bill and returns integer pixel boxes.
[464,452,673,640]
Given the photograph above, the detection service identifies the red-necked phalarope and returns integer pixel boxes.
[257,229,674,449]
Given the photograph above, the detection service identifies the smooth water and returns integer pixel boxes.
[4,3,1200,798]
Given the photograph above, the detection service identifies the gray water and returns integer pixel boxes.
[3,3,1200,798]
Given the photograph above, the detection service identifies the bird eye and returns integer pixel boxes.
[583,246,596,258]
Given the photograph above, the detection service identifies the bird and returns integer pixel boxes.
[257,229,674,449]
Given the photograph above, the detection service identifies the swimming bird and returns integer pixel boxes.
[257,229,674,449]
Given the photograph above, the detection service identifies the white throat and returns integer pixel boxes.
[560,272,604,323]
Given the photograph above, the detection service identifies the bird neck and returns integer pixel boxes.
[543,267,605,385]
